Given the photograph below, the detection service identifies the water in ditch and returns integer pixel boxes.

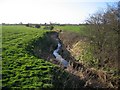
[53,42,68,68]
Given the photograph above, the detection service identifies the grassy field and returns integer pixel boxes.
[2,25,58,89]
[54,25,85,33]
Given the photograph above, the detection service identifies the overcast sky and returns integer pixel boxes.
[0,0,119,24]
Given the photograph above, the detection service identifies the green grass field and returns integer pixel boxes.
[54,25,85,33]
[2,25,58,89]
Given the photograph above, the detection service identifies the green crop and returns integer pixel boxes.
[2,25,57,89]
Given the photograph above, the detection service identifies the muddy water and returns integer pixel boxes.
[53,42,68,68]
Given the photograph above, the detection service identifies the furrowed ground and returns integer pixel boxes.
[2,25,58,89]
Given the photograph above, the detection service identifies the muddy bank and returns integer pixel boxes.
[26,31,58,61]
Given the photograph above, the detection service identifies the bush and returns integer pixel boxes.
[35,24,41,28]
[85,2,119,69]
[49,26,54,30]
[26,24,30,27]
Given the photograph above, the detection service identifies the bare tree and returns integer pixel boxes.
[85,2,119,69]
